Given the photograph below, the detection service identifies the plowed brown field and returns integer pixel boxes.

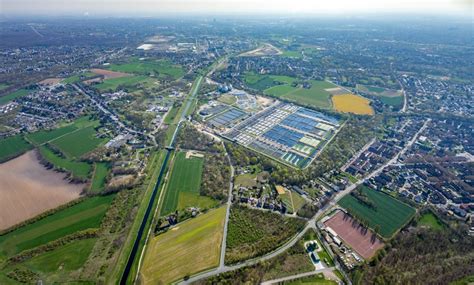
[0,151,84,231]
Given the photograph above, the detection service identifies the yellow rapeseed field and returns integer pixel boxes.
[332,94,374,115]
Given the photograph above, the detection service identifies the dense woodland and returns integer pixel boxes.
[353,219,474,285]
[225,205,306,264]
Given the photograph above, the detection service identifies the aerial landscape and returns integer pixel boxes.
[0,0,473,284]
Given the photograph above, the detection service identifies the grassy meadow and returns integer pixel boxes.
[50,126,106,159]
[108,59,184,79]
[90,162,110,193]
[38,145,92,179]
[0,135,33,162]
[243,73,335,109]
[94,75,149,92]
[0,89,30,105]
[161,151,217,215]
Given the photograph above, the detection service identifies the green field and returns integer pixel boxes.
[356,84,403,108]
[0,135,33,162]
[161,151,212,215]
[50,126,106,158]
[90,162,110,193]
[217,94,237,105]
[0,89,30,105]
[94,75,148,92]
[380,96,404,107]
[141,207,226,284]
[38,145,92,178]
[26,125,78,145]
[338,186,416,238]
[108,59,184,79]
[61,72,96,84]
[243,73,335,109]
[0,195,114,259]
[279,190,307,214]
[281,50,302,58]
[0,83,9,91]
[244,72,296,91]
[265,80,335,109]
[24,237,97,273]
[26,116,98,145]
[418,212,444,230]
[234,173,258,188]
[163,106,179,124]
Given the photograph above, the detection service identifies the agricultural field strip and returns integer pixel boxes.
[0,195,113,258]
[339,187,415,238]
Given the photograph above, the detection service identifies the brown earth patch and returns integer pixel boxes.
[38,78,62,86]
[324,210,384,259]
[0,150,84,231]
[90,68,130,79]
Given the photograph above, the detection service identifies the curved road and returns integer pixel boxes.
[181,118,429,284]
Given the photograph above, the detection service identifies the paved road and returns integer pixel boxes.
[341,137,376,172]
[261,267,335,285]
[219,142,235,269]
[72,84,143,136]
[181,118,430,284]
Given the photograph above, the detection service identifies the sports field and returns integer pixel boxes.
[338,186,415,238]
[0,135,32,162]
[264,80,336,109]
[0,89,30,105]
[324,211,384,259]
[332,94,374,115]
[160,151,216,215]
[0,195,114,259]
[108,59,184,79]
[140,207,226,284]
